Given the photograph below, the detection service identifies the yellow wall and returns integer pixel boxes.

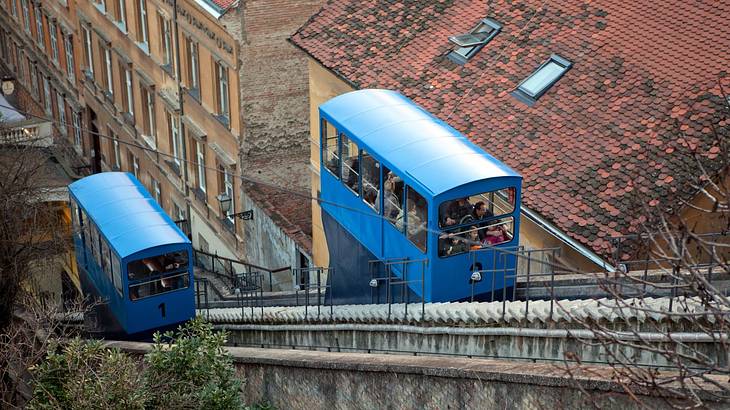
[308,60,355,267]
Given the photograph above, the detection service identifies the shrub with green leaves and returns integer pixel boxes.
[144,317,243,410]
[27,339,145,410]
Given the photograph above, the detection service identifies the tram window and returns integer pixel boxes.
[361,150,379,209]
[438,217,514,257]
[90,224,100,267]
[127,250,190,301]
[100,238,111,282]
[379,166,403,227]
[111,252,122,296]
[438,187,515,227]
[70,200,79,234]
[398,187,428,252]
[341,134,360,196]
[321,119,340,177]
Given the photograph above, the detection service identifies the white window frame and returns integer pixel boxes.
[21,0,30,33]
[113,138,121,169]
[57,92,66,135]
[152,177,161,203]
[72,111,82,147]
[223,168,234,223]
[42,77,51,115]
[83,26,93,75]
[188,38,199,90]
[34,5,44,50]
[132,155,139,179]
[216,61,229,119]
[64,35,75,83]
[161,16,172,67]
[49,19,58,63]
[117,0,127,31]
[196,140,206,193]
[137,0,148,48]
[169,112,181,166]
[103,47,113,94]
[123,65,133,115]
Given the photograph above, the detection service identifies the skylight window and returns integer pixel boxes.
[447,18,501,65]
[513,54,572,106]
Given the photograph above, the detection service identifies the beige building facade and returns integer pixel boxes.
[1,0,323,280]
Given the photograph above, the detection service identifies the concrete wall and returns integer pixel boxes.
[109,342,726,409]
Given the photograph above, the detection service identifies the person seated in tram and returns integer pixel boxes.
[466,226,482,251]
[395,198,423,236]
[440,198,473,226]
[482,221,508,245]
[345,157,359,191]
[376,173,401,221]
[470,201,494,240]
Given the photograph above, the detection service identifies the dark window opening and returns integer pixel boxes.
[448,18,502,64]
[128,250,189,300]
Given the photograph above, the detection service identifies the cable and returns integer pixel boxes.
[0,103,519,245]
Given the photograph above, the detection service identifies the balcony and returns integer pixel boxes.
[0,118,53,147]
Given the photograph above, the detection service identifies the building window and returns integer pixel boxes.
[185,37,199,96]
[10,0,18,19]
[100,44,113,97]
[219,164,234,223]
[159,14,173,71]
[57,92,67,135]
[150,176,161,203]
[140,85,156,143]
[34,5,44,50]
[214,61,229,125]
[20,0,30,33]
[113,137,121,170]
[64,35,75,83]
[114,0,127,32]
[42,77,51,115]
[167,111,182,167]
[72,111,82,148]
[136,0,149,50]
[93,0,107,13]
[120,63,134,117]
[49,19,59,63]
[29,64,38,98]
[513,54,572,106]
[128,151,139,179]
[82,26,94,76]
[447,18,501,65]
[195,139,206,194]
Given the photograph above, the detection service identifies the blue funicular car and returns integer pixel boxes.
[68,172,194,338]
[319,89,522,303]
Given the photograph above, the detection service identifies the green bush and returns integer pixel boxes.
[28,318,244,410]
[27,339,145,410]
[145,318,242,410]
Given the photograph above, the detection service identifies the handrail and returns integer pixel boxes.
[193,248,289,274]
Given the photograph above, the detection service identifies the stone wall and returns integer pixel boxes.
[238,0,326,157]
[108,342,727,409]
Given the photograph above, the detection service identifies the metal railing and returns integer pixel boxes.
[292,267,334,319]
[192,248,289,292]
[369,258,427,321]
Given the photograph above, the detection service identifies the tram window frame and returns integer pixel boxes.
[321,119,340,178]
[361,149,380,210]
[111,251,122,296]
[127,250,190,301]
[90,223,100,268]
[341,134,360,197]
[399,186,428,253]
[100,237,111,283]
[438,216,515,258]
[379,166,404,228]
[438,187,516,228]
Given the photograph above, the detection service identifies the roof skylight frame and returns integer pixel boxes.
[447,18,502,65]
[512,54,573,106]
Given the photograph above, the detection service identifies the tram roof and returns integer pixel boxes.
[68,172,190,259]
[319,89,521,196]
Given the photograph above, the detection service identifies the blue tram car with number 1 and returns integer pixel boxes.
[319,89,522,303]
[68,172,194,338]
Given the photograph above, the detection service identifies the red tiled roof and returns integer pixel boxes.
[244,152,313,254]
[203,0,236,12]
[291,0,730,260]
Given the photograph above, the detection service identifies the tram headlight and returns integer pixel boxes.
[470,271,482,283]
[369,279,378,288]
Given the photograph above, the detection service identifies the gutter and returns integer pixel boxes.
[520,205,615,272]
[216,323,724,343]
